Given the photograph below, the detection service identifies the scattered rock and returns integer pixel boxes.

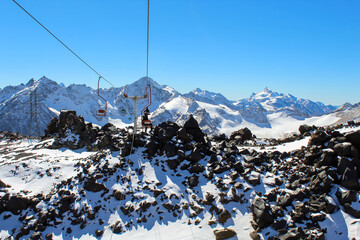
[213,228,237,240]
[188,175,199,187]
[83,178,107,192]
[279,227,305,240]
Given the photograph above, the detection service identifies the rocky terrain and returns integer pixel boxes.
[1,110,360,240]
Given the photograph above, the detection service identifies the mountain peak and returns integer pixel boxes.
[263,87,272,92]
[26,78,36,87]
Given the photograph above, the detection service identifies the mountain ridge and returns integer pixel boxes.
[0,76,355,137]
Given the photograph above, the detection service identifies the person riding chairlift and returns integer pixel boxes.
[142,107,153,133]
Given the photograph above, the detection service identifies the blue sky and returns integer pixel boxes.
[1,0,359,105]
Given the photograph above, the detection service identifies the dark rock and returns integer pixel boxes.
[184,115,205,143]
[45,118,59,136]
[162,142,177,157]
[309,194,328,213]
[113,190,126,200]
[318,151,336,167]
[189,163,205,174]
[334,143,353,157]
[167,159,180,170]
[83,178,107,192]
[345,131,360,149]
[304,152,315,165]
[336,189,357,205]
[251,198,274,229]
[343,203,360,218]
[272,219,287,230]
[156,122,180,142]
[188,175,199,187]
[244,155,262,165]
[230,127,252,142]
[246,172,260,186]
[95,230,104,237]
[30,232,42,240]
[162,202,174,211]
[6,196,28,214]
[213,228,237,240]
[0,179,8,188]
[265,188,278,202]
[45,233,53,240]
[311,212,326,221]
[308,130,330,146]
[340,167,359,190]
[188,148,204,162]
[337,157,354,176]
[291,202,309,222]
[213,164,227,174]
[145,140,159,156]
[177,127,192,142]
[218,209,231,224]
[299,124,316,135]
[97,133,112,149]
[279,227,305,240]
[277,192,293,207]
[234,161,244,173]
[249,231,260,240]
[101,123,118,133]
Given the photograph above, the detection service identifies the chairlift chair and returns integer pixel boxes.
[141,84,152,128]
[97,77,107,117]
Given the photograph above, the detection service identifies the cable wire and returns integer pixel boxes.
[146,0,150,84]
[11,0,115,88]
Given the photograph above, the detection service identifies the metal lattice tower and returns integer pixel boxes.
[124,94,147,134]
[28,88,41,137]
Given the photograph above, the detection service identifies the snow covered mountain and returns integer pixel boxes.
[0,76,347,137]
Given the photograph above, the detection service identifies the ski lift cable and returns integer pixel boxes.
[11,0,116,88]
[146,0,150,85]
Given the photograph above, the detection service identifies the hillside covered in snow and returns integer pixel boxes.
[0,76,350,138]
[1,111,360,240]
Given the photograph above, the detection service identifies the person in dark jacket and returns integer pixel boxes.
[142,108,152,132]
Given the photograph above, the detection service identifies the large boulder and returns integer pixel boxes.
[6,196,29,215]
[341,167,360,190]
[83,178,107,192]
[154,122,179,142]
[345,131,360,149]
[183,115,205,143]
[299,124,316,135]
[308,130,330,146]
[251,197,274,229]
[162,142,177,157]
[230,127,253,144]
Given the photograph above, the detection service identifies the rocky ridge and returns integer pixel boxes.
[0,111,360,239]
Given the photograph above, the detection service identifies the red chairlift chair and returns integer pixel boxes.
[97,77,107,117]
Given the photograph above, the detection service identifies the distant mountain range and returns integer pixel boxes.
[0,76,358,137]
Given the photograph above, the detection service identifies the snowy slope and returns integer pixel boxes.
[1,121,360,240]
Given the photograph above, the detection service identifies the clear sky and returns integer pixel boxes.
[1,0,359,105]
